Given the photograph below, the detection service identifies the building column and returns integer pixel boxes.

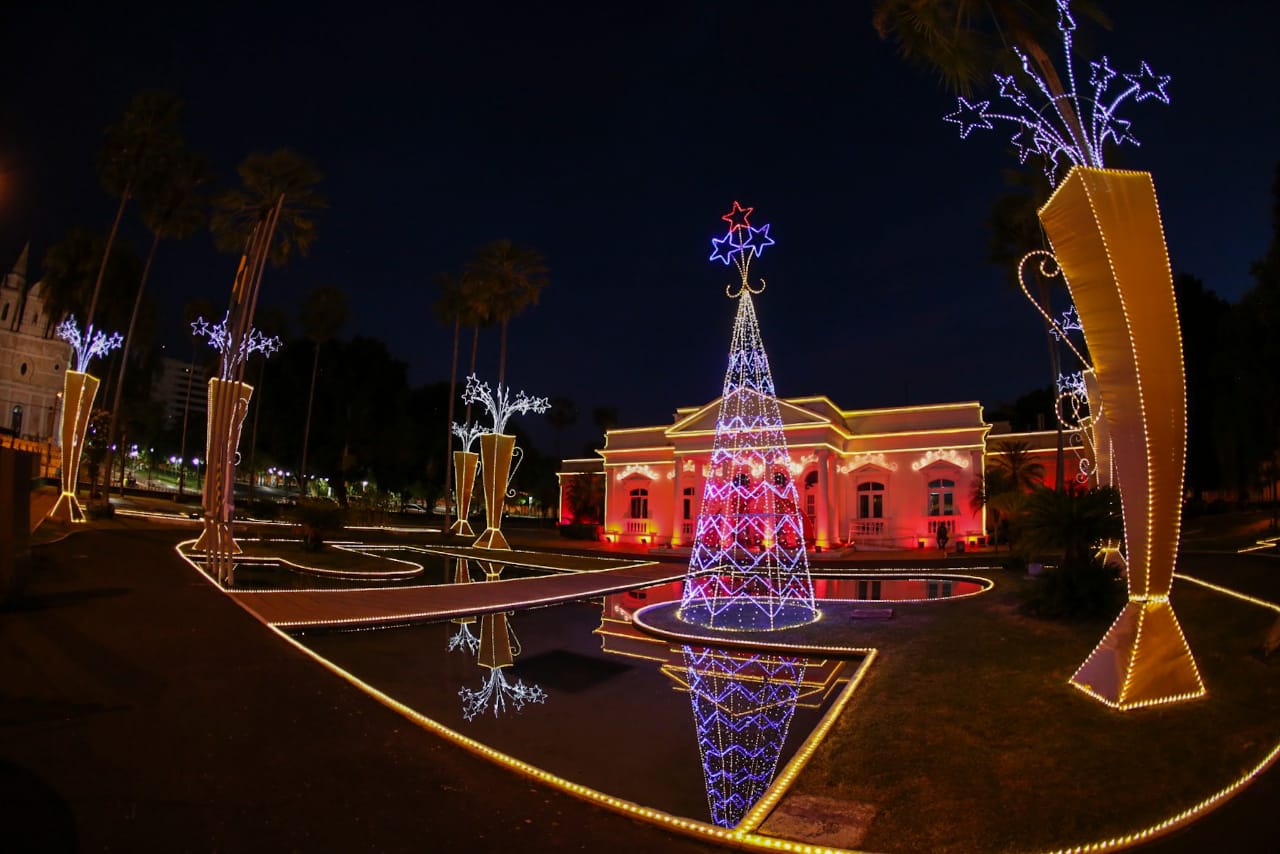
[815,449,832,549]
[671,456,683,546]
[827,452,843,545]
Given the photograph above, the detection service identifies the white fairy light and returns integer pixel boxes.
[191,312,282,380]
[447,622,480,654]
[459,669,548,721]
[461,374,550,434]
[451,420,487,452]
[56,316,123,373]
[943,0,1170,184]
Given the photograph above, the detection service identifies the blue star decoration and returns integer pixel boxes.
[1100,113,1135,146]
[710,230,745,265]
[1010,127,1043,163]
[741,223,774,258]
[1089,56,1116,90]
[1125,61,1171,103]
[721,200,754,232]
[944,97,993,138]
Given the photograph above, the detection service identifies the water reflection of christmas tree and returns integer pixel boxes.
[683,646,806,828]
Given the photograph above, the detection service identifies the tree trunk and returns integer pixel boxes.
[86,182,131,334]
[299,339,321,500]
[246,359,265,502]
[101,229,160,497]
[444,314,460,521]
[177,340,195,497]
[498,317,509,387]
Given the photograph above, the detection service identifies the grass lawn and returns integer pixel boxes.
[787,570,1280,852]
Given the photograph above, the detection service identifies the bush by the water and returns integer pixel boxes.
[559,523,601,541]
[289,498,346,551]
[1021,558,1126,619]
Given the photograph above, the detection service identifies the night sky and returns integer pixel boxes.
[2,1,1277,455]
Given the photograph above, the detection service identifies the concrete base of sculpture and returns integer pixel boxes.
[1070,598,1205,709]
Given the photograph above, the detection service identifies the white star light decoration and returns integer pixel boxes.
[56,317,124,373]
[451,420,487,452]
[460,375,550,435]
[943,0,1170,184]
[458,668,548,721]
[191,313,282,380]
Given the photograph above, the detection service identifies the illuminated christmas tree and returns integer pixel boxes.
[679,202,817,631]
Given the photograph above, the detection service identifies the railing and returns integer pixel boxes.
[927,517,958,534]
[849,519,885,538]
[0,434,59,479]
[625,519,649,535]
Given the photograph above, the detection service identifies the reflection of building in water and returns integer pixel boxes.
[679,648,806,828]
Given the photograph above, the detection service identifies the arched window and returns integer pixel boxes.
[682,486,695,520]
[1,301,8,322]
[927,478,956,517]
[857,481,885,519]
[629,488,649,519]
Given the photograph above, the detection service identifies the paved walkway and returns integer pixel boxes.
[223,547,680,628]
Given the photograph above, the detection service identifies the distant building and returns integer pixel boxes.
[559,395,1065,551]
[153,355,210,431]
[0,244,71,440]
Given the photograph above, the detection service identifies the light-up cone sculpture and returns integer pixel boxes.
[447,557,480,654]
[49,371,100,524]
[450,450,479,536]
[682,647,806,828]
[188,313,281,578]
[1039,168,1203,708]
[193,377,254,553]
[679,202,816,632]
[474,433,516,550]
[941,0,1200,707]
[459,376,549,552]
[48,319,122,525]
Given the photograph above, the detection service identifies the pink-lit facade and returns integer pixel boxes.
[559,395,1063,551]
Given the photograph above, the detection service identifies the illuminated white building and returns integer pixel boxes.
[0,245,71,440]
[559,395,1063,551]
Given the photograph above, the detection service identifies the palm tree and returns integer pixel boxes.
[39,230,139,337]
[210,149,326,267]
[298,285,347,499]
[87,91,183,334]
[987,439,1046,492]
[466,240,548,386]
[545,396,578,460]
[102,148,210,495]
[871,1,1110,149]
[434,271,487,518]
[1020,484,1123,568]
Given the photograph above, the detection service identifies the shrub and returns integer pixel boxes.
[248,499,281,521]
[289,498,346,551]
[559,523,602,541]
[1021,558,1126,620]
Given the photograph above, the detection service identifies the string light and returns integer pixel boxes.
[461,374,550,434]
[909,448,971,471]
[190,312,281,380]
[680,203,817,632]
[942,0,1170,184]
[451,420,486,452]
[614,464,664,482]
[683,648,806,828]
[56,316,124,373]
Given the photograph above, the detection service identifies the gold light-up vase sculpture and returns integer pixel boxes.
[473,432,515,550]
[193,378,254,554]
[48,370,100,524]
[450,450,479,537]
[1039,167,1203,709]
